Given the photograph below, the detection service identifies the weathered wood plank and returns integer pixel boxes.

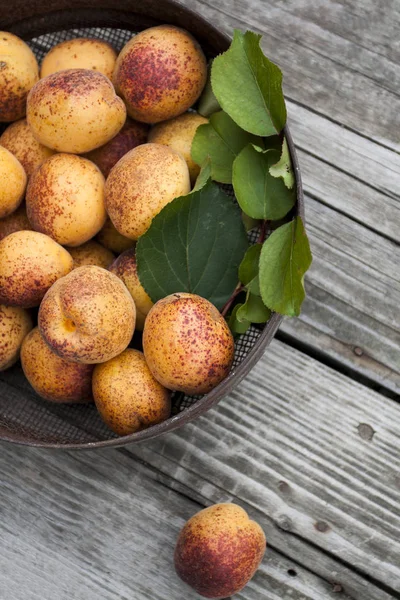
[279,317,400,397]
[187,0,400,144]
[306,196,399,333]
[298,149,399,242]
[288,101,400,203]
[281,196,400,393]
[276,0,400,65]
[279,102,400,391]
[127,339,400,595]
[0,376,393,598]
[0,444,357,600]
[287,101,400,243]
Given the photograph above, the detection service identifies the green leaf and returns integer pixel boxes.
[197,61,221,117]
[192,159,212,192]
[239,243,262,295]
[237,291,271,323]
[228,304,251,334]
[269,138,295,189]
[233,144,296,220]
[211,30,286,136]
[136,181,249,310]
[262,134,284,153]
[241,213,260,232]
[191,111,262,184]
[259,216,312,317]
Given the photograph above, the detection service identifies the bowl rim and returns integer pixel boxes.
[0,0,304,450]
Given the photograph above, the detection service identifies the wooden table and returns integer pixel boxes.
[1,1,399,598]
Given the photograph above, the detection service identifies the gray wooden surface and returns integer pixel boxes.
[1,0,399,599]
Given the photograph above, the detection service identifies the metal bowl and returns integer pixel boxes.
[0,0,303,449]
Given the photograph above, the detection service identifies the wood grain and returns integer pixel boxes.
[281,196,400,394]
[287,101,400,243]
[127,339,400,595]
[0,443,356,600]
[185,0,400,145]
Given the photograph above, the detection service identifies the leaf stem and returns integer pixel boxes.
[221,283,244,317]
[257,219,269,244]
[222,219,269,319]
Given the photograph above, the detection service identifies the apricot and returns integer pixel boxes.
[84,117,148,177]
[143,293,234,394]
[0,146,27,218]
[175,503,266,598]
[40,38,117,80]
[21,327,94,403]
[109,248,153,330]
[26,153,106,247]
[0,118,55,178]
[0,32,39,122]
[27,68,126,153]
[0,304,33,371]
[113,25,207,123]
[38,266,136,364]
[0,204,31,242]
[105,143,190,240]
[0,230,73,308]
[148,112,208,182]
[96,218,134,254]
[69,241,114,270]
[92,349,171,435]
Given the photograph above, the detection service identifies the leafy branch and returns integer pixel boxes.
[137,29,312,336]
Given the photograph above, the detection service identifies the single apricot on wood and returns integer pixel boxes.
[143,293,234,394]
[174,503,266,598]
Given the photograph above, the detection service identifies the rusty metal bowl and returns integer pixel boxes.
[0,0,303,449]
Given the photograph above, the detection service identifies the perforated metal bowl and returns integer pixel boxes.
[0,0,303,448]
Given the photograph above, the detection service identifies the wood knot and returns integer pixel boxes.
[314,520,330,533]
[278,481,290,494]
[276,514,293,531]
[357,423,375,441]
